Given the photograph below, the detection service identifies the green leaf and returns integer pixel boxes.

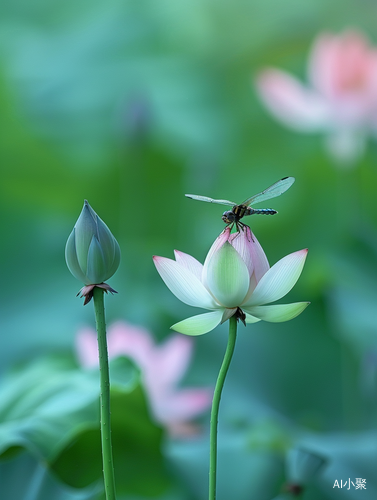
[53,385,170,497]
[0,356,99,461]
[109,355,140,391]
[0,451,100,500]
[0,355,171,496]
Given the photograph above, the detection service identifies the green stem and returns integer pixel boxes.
[93,287,117,500]
[209,316,238,500]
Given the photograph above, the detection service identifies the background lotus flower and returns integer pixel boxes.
[256,30,377,163]
[153,227,309,336]
[76,321,212,437]
[65,200,121,286]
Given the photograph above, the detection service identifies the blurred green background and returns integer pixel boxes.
[1,0,377,499]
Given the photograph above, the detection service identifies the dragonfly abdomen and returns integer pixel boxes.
[248,208,277,215]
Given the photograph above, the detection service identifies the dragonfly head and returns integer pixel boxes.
[222,210,236,224]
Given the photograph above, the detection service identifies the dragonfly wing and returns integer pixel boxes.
[241,176,295,206]
[185,194,236,206]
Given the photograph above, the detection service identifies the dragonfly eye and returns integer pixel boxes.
[222,210,235,224]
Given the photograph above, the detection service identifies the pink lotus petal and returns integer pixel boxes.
[311,30,377,127]
[247,229,270,283]
[107,321,153,367]
[256,68,329,131]
[309,32,343,98]
[75,327,98,368]
[152,388,212,423]
[231,229,270,304]
[76,321,212,436]
[309,30,377,102]
[232,228,270,283]
[256,29,377,163]
[151,334,194,387]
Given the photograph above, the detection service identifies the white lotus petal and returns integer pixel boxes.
[244,302,310,322]
[171,311,223,336]
[245,249,308,306]
[153,256,216,308]
[229,227,254,276]
[203,228,231,279]
[221,308,237,324]
[174,250,203,281]
[206,242,250,308]
[244,312,262,324]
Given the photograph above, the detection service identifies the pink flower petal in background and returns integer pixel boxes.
[309,31,377,113]
[76,321,212,437]
[76,327,99,368]
[146,334,192,389]
[256,69,329,131]
[256,29,377,163]
[107,321,154,367]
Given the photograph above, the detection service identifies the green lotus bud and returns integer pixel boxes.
[65,200,120,286]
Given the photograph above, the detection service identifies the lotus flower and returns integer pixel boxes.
[153,226,309,335]
[256,30,377,163]
[76,321,212,437]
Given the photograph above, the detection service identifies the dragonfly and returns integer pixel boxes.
[185,176,295,231]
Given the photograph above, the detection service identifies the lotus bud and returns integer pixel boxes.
[65,201,120,303]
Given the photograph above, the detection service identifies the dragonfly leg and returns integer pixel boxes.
[235,222,254,241]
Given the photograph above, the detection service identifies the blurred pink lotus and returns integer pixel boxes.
[76,321,212,437]
[256,30,377,163]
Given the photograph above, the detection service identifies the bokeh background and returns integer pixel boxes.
[1,1,377,499]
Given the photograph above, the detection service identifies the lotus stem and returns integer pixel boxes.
[93,286,117,500]
[209,315,238,500]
